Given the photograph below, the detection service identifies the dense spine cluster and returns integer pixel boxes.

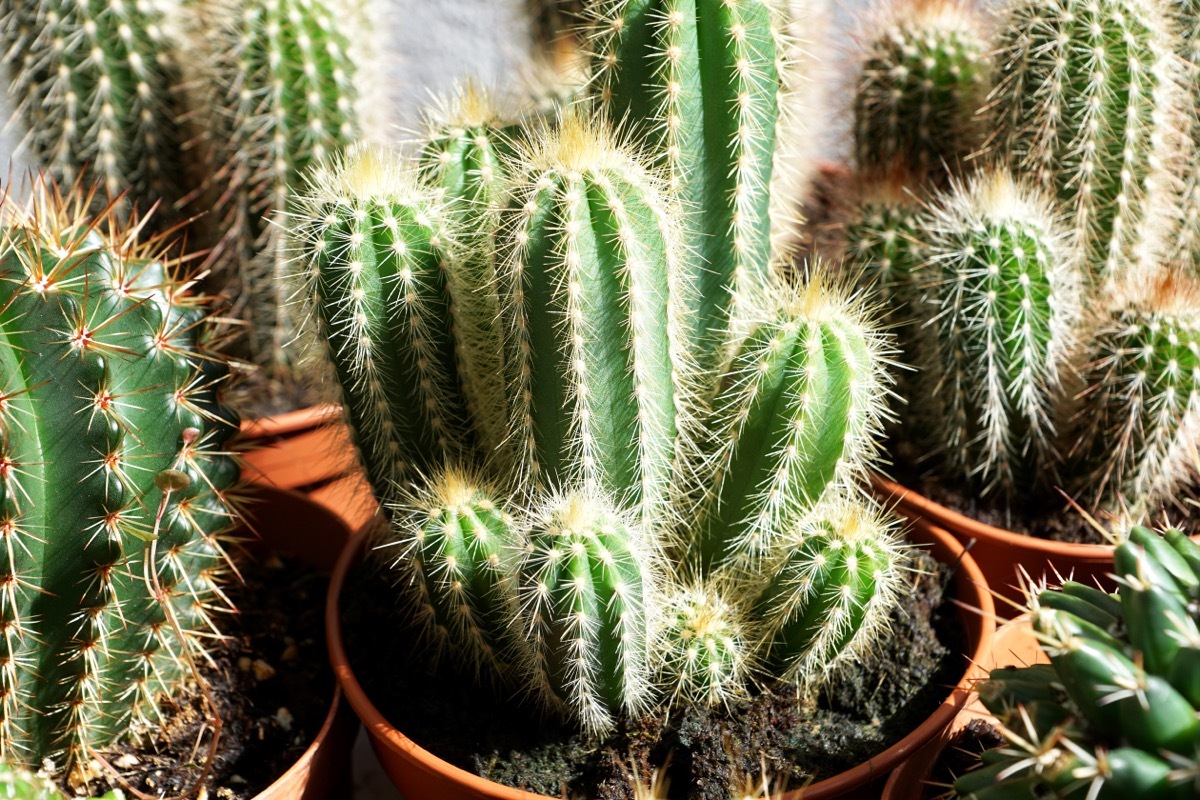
[1169,0,1200,274]
[991,0,1185,283]
[0,180,239,772]
[852,0,989,181]
[0,0,185,214]
[656,582,749,708]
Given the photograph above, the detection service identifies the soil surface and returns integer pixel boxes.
[71,552,332,800]
[923,719,1005,799]
[342,547,966,799]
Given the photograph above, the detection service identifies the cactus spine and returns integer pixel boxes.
[914,170,1082,499]
[690,267,892,574]
[656,582,749,708]
[496,117,691,522]
[1075,273,1200,514]
[296,145,467,502]
[851,0,989,181]
[518,490,658,736]
[991,0,1184,283]
[588,0,800,377]
[0,0,185,214]
[0,180,239,772]
[193,0,363,373]
[1169,1,1200,274]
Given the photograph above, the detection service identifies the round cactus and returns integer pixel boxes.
[517,489,658,736]
[913,170,1083,501]
[851,0,990,181]
[689,265,893,574]
[991,0,1186,284]
[752,496,907,687]
[0,179,240,773]
[495,115,692,523]
[656,581,750,708]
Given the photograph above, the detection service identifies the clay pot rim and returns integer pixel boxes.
[253,684,352,800]
[326,517,996,800]
[871,474,1119,556]
[239,404,342,440]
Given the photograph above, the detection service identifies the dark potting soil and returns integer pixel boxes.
[342,547,966,799]
[921,719,1006,800]
[74,552,332,800]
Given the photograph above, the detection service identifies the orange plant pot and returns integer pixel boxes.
[881,618,1043,800]
[326,517,995,800]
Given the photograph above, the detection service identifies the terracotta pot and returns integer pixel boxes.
[872,474,1126,614]
[239,405,355,493]
[240,486,362,800]
[881,618,1044,800]
[326,517,995,800]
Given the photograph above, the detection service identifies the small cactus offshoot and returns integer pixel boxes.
[656,582,750,709]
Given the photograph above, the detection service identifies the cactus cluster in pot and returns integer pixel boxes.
[954,525,1200,798]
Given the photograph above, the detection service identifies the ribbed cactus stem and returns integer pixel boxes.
[691,266,892,574]
[518,489,657,735]
[844,174,924,321]
[496,116,691,522]
[295,145,468,503]
[1169,1,1200,274]
[419,84,512,464]
[0,180,239,772]
[193,0,362,372]
[1076,273,1200,514]
[657,582,749,708]
[991,0,1185,283]
[753,496,906,686]
[588,0,801,378]
[851,0,989,180]
[0,0,185,214]
[389,466,520,676]
[915,170,1082,499]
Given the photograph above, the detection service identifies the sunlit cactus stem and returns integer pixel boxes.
[496,116,691,523]
[588,0,803,379]
[1168,0,1200,274]
[656,582,750,708]
[0,179,240,775]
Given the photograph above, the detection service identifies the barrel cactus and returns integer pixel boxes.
[0,179,240,774]
[656,581,750,709]
[955,525,1200,799]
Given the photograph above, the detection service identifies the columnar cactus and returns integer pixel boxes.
[587,0,802,377]
[388,466,520,676]
[495,116,691,523]
[851,0,990,181]
[752,496,906,687]
[295,144,467,503]
[191,0,364,373]
[1169,1,1200,274]
[913,170,1082,500]
[656,582,749,708]
[0,180,239,772]
[843,174,924,321]
[1075,273,1200,515]
[518,489,658,735]
[0,0,185,214]
[690,267,892,574]
[991,0,1185,283]
[955,525,1200,799]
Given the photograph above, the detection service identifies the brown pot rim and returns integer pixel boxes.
[871,474,1117,556]
[253,684,356,800]
[326,517,995,799]
[239,404,342,440]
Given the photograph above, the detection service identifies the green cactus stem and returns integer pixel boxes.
[0,179,240,773]
[517,489,658,736]
[656,581,749,708]
[851,0,990,181]
[495,115,692,523]
[689,265,893,574]
[0,0,186,217]
[991,0,1186,283]
[1169,1,1200,275]
[588,0,804,379]
[752,496,906,687]
[913,169,1082,501]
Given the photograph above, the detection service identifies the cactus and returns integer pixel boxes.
[1074,272,1200,516]
[587,0,804,378]
[0,179,240,772]
[387,466,521,676]
[851,0,990,181]
[991,0,1185,283]
[843,173,925,325]
[294,144,468,504]
[0,762,120,800]
[954,525,1200,799]
[752,496,906,687]
[656,581,749,708]
[0,0,186,217]
[912,170,1083,501]
[1169,1,1200,275]
[689,266,893,574]
[190,0,363,374]
[517,488,658,736]
[495,115,692,523]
